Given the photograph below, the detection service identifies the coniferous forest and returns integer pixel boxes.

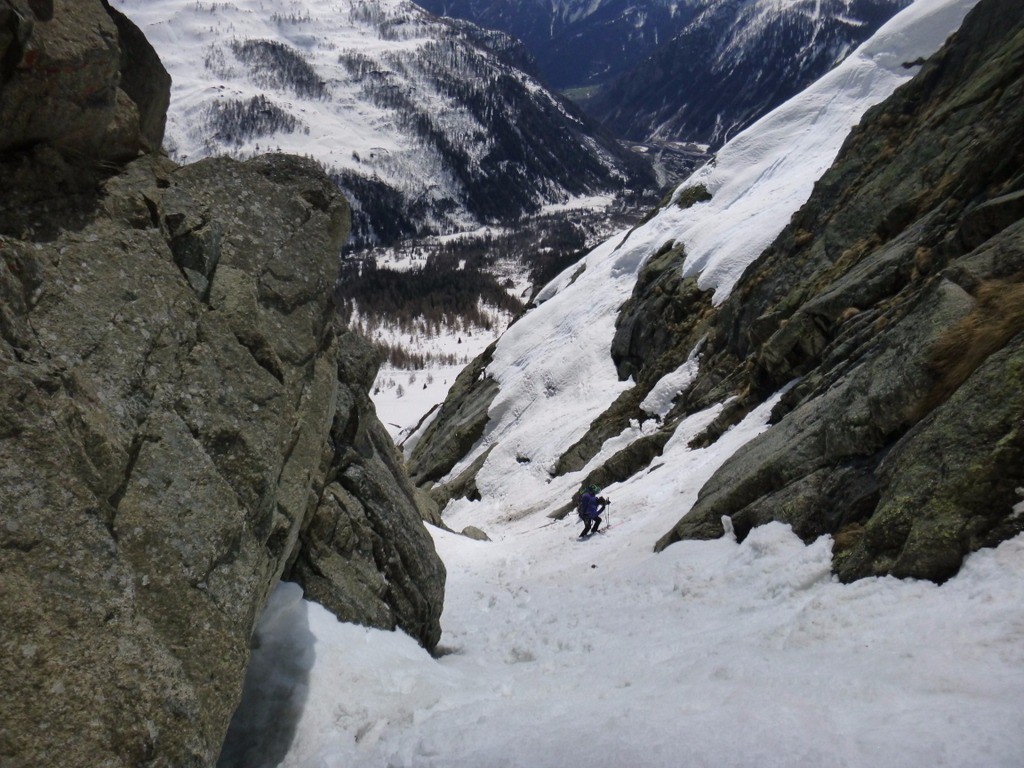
[336,252,522,329]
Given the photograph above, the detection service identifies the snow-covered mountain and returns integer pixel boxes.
[588,0,911,145]
[228,4,1024,765]
[405,0,976,511]
[394,0,1024,589]
[414,0,703,91]
[111,0,654,246]
[418,0,907,147]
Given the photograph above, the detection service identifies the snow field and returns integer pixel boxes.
[373,364,466,443]
[264,384,1024,766]
[361,301,512,442]
[268,522,1024,767]
[111,0,514,236]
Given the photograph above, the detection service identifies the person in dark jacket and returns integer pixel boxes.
[577,485,608,538]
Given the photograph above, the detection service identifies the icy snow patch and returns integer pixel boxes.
[639,342,702,417]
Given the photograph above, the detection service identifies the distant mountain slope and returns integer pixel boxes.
[588,0,910,145]
[415,0,702,90]
[111,0,654,246]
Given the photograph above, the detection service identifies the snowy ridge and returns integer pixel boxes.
[112,0,648,245]
[230,2,1022,765]
[675,0,911,143]
[647,0,983,304]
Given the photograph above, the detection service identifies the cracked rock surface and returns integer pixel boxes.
[0,148,445,767]
[0,7,446,755]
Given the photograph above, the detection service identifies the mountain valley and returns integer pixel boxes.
[113,0,656,248]
[2,0,1022,766]
[418,0,911,146]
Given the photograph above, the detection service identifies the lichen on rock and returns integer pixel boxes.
[0,3,445,766]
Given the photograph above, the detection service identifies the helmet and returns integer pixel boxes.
[587,484,600,494]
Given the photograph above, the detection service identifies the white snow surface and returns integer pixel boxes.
[640,342,702,417]
[263,501,1024,767]
[228,1,1023,766]
[665,0,982,304]
[112,0,446,165]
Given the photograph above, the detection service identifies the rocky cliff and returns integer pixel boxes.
[0,2,445,766]
[641,0,1024,580]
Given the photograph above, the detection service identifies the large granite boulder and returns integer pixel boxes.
[0,0,170,239]
[0,147,446,766]
[0,0,166,158]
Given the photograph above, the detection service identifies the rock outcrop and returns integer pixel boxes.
[405,341,500,504]
[0,3,445,767]
[654,0,1024,582]
[287,325,446,649]
[0,0,170,238]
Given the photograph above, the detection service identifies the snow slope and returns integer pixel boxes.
[229,1,1024,766]
[260,513,1024,767]
[113,0,466,181]
[658,0,986,304]
[405,0,984,517]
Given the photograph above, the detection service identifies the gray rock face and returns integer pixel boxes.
[105,3,171,153]
[0,147,445,766]
[0,0,171,242]
[0,151,340,766]
[655,0,1024,581]
[287,327,446,650]
[0,0,166,172]
[406,341,499,493]
[0,6,447,761]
